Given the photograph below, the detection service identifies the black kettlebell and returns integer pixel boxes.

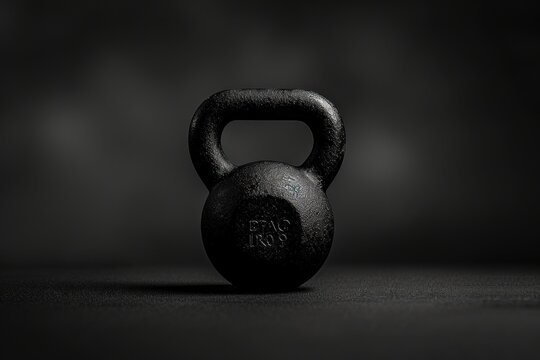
[189,89,345,290]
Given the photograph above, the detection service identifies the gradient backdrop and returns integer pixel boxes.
[1,0,538,266]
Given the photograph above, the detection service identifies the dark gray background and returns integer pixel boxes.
[1,0,539,266]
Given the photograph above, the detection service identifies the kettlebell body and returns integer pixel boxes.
[190,89,345,290]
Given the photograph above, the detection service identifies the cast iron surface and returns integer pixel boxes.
[189,89,345,289]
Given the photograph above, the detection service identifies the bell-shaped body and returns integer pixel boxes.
[202,162,333,290]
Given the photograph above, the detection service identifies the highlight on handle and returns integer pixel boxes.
[189,89,345,191]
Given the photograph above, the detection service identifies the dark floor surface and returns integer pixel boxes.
[1,266,540,359]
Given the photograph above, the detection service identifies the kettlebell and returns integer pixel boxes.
[189,89,345,290]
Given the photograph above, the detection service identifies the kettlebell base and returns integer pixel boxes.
[201,162,334,290]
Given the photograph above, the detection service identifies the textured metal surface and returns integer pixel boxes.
[189,89,345,289]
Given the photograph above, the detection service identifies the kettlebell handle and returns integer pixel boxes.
[189,89,345,191]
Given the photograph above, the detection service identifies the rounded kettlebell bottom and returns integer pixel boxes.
[202,162,334,290]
